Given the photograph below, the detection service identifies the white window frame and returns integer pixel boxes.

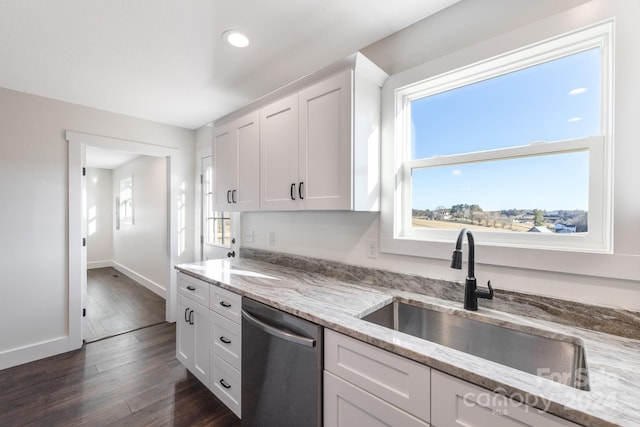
[382,21,614,260]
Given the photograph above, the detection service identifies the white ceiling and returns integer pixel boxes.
[0,0,459,130]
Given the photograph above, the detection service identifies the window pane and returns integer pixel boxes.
[411,151,589,233]
[411,48,601,159]
[214,216,231,246]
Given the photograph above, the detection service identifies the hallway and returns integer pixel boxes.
[86,267,166,342]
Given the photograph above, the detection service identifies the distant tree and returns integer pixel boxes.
[533,209,545,226]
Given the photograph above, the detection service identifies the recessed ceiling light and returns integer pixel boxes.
[223,30,249,48]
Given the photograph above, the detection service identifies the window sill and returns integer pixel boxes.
[380,236,636,282]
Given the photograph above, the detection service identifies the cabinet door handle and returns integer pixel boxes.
[226,190,231,204]
[189,310,194,325]
[184,308,190,323]
[232,189,237,203]
[290,183,296,200]
[219,336,231,344]
[186,285,195,291]
[298,181,304,200]
[219,379,231,389]
[219,301,232,308]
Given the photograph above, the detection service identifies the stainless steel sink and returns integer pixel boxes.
[362,301,590,390]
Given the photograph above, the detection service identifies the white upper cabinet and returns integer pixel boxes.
[298,69,352,210]
[260,94,299,211]
[213,111,260,211]
[213,52,388,212]
[261,54,387,211]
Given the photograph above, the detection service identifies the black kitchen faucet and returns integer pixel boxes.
[451,228,494,310]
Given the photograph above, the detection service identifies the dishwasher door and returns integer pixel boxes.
[241,297,322,427]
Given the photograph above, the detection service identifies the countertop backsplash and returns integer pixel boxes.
[240,247,640,341]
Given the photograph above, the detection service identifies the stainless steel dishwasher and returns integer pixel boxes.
[241,297,322,427]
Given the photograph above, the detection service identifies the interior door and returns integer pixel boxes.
[201,155,234,260]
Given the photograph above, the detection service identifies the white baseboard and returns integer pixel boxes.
[0,336,70,371]
[111,261,166,299]
[88,260,112,269]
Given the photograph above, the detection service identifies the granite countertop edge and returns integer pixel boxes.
[174,258,640,427]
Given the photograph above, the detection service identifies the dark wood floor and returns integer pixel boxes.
[86,267,166,342]
[0,323,241,427]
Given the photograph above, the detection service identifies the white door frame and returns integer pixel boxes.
[67,131,179,350]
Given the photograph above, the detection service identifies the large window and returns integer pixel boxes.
[391,22,612,252]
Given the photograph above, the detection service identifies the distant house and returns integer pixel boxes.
[555,223,577,233]
[528,226,551,233]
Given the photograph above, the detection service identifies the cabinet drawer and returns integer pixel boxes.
[177,273,209,306]
[431,370,580,427]
[210,354,241,418]
[211,311,241,370]
[324,371,430,427]
[210,285,241,323]
[325,330,430,422]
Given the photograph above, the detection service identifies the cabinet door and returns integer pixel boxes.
[191,301,210,387]
[260,94,299,211]
[176,294,194,367]
[299,69,352,210]
[213,123,236,211]
[235,111,260,211]
[324,371,430,427]
[431,371,580,427]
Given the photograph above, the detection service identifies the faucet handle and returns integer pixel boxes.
[477,280,494,300]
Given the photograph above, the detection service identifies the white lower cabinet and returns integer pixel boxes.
[324,371,430,427]
[208,285,242,418]
[324,330,431,426]
[176,294,210,387]
[176,273,241,419]
[431,370,580,427]
[324,330,581,427]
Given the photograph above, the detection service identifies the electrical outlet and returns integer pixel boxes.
[366,239,378,259]
[269,231,275,246]
[244,230,254,243]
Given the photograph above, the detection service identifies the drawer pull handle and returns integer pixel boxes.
[219,336,231,344]
[220,301,232,308]
[219,379,231,389]
[186,285,196,291]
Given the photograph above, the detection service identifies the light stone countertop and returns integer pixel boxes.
[175,257,640,427]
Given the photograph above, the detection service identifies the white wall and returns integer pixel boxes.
[86,168,113,267]
[241,0,640,311]
[112,156,168,296]
[0,87,195,370]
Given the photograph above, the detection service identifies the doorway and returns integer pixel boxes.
[201,154,234,260]
[67,131,179,350]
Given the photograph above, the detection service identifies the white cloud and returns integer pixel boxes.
[452,169,463,176]
[568,117,583,122]
[569,87,588,96]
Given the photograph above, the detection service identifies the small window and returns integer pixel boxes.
[391,22,612,252]
[118,175,134,226]
[203,162,231,247]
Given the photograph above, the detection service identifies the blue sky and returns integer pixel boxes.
[411,48,600,212]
